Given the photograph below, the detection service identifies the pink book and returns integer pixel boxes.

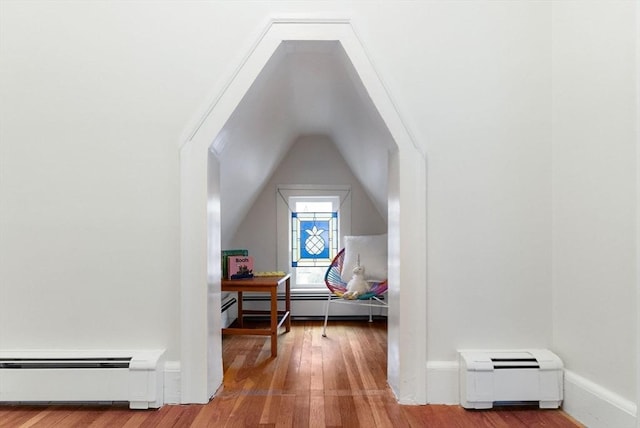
[227,255,254,279]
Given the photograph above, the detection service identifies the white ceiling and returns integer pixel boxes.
[215,41,396,242]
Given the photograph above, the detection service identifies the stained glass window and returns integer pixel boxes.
[291,211,338,267]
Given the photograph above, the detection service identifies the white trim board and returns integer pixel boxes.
[163,361,181,405]
[426,360,459,405]
[635,0,640,424]
[563,370,637,428]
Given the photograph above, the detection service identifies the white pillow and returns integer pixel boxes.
[341,234,388,282]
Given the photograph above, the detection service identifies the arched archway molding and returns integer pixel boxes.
[179,18,427,405]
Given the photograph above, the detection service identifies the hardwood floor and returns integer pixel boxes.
[0,320,583,427]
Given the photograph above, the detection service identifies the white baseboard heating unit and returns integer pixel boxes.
[0,350,165,409]
[459,349,563,409]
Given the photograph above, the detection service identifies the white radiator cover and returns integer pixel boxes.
[459,349,563,409]
[0,349,165,409]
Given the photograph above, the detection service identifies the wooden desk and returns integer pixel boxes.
[221,274,291,357]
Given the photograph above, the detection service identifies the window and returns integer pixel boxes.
[276,186,351,290]
[291,199,338,267]
[291,198,338,287]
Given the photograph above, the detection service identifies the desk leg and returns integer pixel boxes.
[270,288,278,357]
[285,276,291,333]
[237,291,243,328]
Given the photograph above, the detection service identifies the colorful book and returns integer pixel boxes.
[222,249,248,279]
[227,255,254,279]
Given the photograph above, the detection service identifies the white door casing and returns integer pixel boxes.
[179,18,427,404]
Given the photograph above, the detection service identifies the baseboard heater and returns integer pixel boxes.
[459,349,563,409]
[0,350,165,409]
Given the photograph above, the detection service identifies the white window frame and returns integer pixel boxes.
[276,185,351,291]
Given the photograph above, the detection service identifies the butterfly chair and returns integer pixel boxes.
[322,248,388,337]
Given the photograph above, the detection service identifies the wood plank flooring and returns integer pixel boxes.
[0,320,583,427]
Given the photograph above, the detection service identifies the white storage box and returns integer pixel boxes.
[459,349,563,409]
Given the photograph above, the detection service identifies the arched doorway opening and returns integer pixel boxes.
[179,19,427,405]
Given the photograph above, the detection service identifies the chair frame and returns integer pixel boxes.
[321,248,388,337]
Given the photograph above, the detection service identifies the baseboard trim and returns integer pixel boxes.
[426,360,459,405]
[563,369,637,428]
[163,361,181,405]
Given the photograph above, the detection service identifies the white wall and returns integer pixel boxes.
[1,2,636,422]
[418,2,554,360]
[0,1,197,357]
[229,135,386,271]
[0,0,552,382]
[551,1,638,424]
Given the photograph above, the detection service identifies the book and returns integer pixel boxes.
[222,249,248,279]
[227,255,254,279]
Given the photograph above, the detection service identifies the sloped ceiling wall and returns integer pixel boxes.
[215,41,395,244]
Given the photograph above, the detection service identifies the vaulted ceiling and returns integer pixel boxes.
[214,41,396,242]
